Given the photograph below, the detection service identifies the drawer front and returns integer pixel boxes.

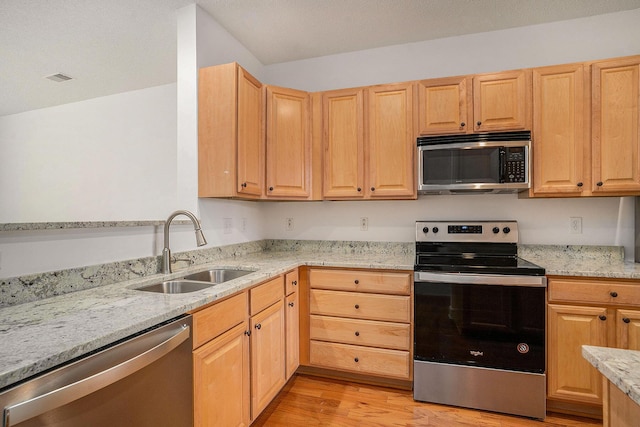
[193,292,248,349]
[250,276,284,315]
[310,289,410,323]
[310,315,410,350]
[285,268,299,296]
[310,269,411,295]
[310,340,410,379]
[548,278,640,306]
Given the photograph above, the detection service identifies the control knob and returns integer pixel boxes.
[503,227,511,234]
[432,227,439,233]
[492,227,500,234]
[422,227,429,234]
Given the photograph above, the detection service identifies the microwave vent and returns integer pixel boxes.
[417,131,531,146]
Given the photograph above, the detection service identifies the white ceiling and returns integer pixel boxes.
[2,0,640,116]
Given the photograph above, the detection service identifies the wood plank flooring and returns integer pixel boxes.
[252,375,603,427]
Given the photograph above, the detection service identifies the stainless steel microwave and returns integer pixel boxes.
[417,131,531,194]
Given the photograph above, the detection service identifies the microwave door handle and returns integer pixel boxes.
[499,148,506,183]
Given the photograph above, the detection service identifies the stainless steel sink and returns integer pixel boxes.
[181,269,253,283]
[136,280,214,294]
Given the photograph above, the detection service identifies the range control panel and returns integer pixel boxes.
[415,221,519,243]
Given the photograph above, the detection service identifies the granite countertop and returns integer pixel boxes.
[582,345,640,406]
[0,247,413,390]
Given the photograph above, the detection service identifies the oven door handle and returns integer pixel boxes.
[414,271,546,287]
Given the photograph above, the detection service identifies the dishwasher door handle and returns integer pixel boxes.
[3,324,190,427]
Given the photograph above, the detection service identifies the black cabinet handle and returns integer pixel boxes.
[599,315,607,321]
[355,331,360,336]
[244,330,251,336]
[241,182,247,188]
[577,182,583,187]
[255,323,262,330]
[354,304,360,309]
[610,291,618,298]
[623,317,631,324]
[292,280,297,286]
[596,181,603,187]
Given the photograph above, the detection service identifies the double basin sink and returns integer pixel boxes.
[136,269,254,294]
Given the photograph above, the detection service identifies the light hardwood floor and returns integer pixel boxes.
[253,375,603,426]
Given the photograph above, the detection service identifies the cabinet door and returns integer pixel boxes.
[532,64,589,196]
[616,309,640,350]
[237,67,264,197]
[547,304,608,405]
[367,83,416,198]
[265,86,311,199]
[194,322,250,427]
[417,76,470,135]
[473,70,531,132]
[592,57,640,194]
[322,88,365,198]
[285,291,300,380]
[251,300,286,419]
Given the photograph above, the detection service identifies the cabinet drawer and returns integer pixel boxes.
[285,268,299,296]
[193,292,248,349]
[310,269,411,295]
[310,315,410,350]
[310,289,410,322]
[548,278,640,306]
[309,340,410,379]
[250,276,284,315]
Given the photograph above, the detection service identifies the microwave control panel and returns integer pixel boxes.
[504,147,526,183]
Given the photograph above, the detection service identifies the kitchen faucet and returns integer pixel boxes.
[162,210,207,274]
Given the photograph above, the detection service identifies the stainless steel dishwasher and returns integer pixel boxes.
[0,315,193,427]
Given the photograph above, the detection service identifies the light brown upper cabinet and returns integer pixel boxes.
[265,86,312,199]
[531,63,589,196]
[198,63,264,199]
[473,70,532,132]
[322,88,366,198]
[592,56,640,195]
[322,83,415,200]
[367,83,416,198]
[417,76,471,135]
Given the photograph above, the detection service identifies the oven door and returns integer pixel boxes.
[414,271,546,373]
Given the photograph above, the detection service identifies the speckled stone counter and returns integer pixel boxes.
[0,241,413,390]
[520,245,640,280]
[582,345,640,406]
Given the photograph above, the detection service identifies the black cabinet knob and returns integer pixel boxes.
[355,331,360,336]
[288,302,294,307]
[269,186,274,191]
[354,279,359,285]
[244,330,251,336]
[354,357,359,363]
[255,323,262,329]
[357,187,362,192]
[292,280,297,286]
[370,187,375,192]
[477,121,482,126]
[460,122,466,127]
[354,304,360,309]
[241,182,247,188]
[610,291,618,298]
[596,181,603,187]
[577,182,583,187]
[599,315,607,321]
[623,317,631,324]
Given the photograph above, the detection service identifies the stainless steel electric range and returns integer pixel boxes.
[413,220,547,419]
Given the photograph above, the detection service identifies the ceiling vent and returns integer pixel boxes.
[45,73,73,82]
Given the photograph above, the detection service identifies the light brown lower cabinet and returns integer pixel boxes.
[306,268,413,382]
[602,377,640,427]
[547,277,640,417]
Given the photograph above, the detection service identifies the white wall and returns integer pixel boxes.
[0,84,178,222]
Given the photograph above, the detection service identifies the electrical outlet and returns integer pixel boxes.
[223,218,233,234]
[570,217,582,234]
[241,217,247,232]
[286,218,294,231]
[360,217,368,231]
